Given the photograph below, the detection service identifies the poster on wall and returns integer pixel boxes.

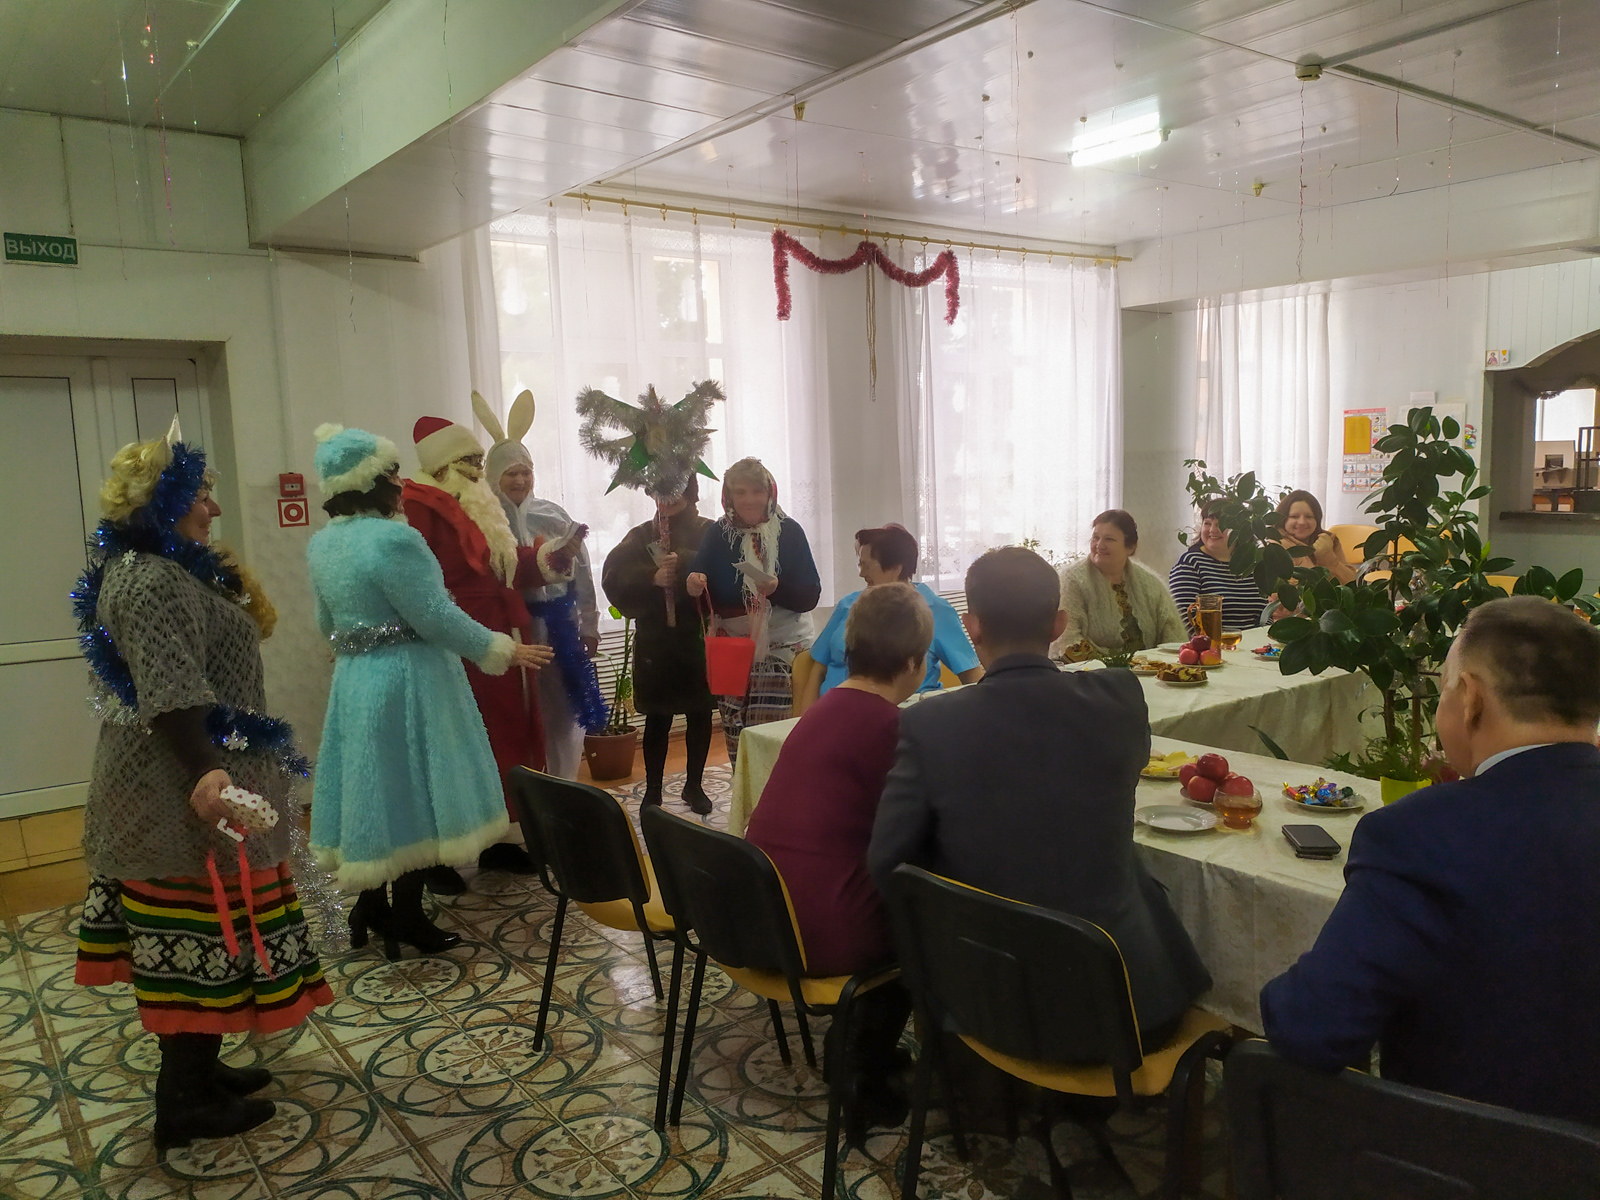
[1341,407,1390,494]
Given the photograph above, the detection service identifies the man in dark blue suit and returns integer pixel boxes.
[1261,596,1600,1125]
[868,546,1210,1043]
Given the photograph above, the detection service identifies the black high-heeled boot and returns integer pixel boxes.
[384,871,462,958]
[348,887,391,951]
[154,1034,275,1155]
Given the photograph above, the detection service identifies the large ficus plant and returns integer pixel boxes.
[1188,407,1598,778]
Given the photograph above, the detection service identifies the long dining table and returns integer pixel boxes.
[725,632,1381,1031]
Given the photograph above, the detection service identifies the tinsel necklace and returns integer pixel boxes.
[70,442,310,777]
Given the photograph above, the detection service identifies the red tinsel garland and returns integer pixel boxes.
[772,228,960,324]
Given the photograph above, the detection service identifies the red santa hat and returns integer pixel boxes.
[413,415,484,476]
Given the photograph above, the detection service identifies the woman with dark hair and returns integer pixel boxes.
[686,457,821,764]
[1275,489,1358,585]
[1168,500,1270,631]
[745,583,933,1133]
[1054,508,1187,655]
[800,524,980,711]
[306,425,551,958]
[601,475,717,814]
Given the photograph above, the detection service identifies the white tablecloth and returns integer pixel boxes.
[727,637,1382,1030]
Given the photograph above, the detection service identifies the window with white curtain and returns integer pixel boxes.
[1194,290,1331,499]
[489,207,833,602]
[898,253,1123,589]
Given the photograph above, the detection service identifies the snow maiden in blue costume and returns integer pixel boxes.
[478,389,606,779]
[306,424,542,959]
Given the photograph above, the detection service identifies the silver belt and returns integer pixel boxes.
[329,620,422,655]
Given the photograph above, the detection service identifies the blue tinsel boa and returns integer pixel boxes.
[527,593,609,734]
[71,441,310,777]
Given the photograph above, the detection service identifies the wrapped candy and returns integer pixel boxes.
[1283,778,1359,808]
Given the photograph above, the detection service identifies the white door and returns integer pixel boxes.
[0,353,206,821]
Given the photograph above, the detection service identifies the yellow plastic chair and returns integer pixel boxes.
[1486,574,1520,593]
[1328,524,1379,565]
[791,649,818,715]
[938,661,960,689]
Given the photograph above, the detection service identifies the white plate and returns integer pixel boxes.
[1287,796,1366,814]
[1157,642,1189,652]
[1137,805,1219,833]
[1158,678,1209,688]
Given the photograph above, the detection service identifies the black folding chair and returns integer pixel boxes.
[1226,1038,1600,1199]
[885,864,1233,1200]
[507,767,674,1049]
[641,804,898,1200]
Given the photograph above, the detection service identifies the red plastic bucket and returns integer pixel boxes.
[705,631,755,697]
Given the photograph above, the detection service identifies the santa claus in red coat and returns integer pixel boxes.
[403,414,581,882]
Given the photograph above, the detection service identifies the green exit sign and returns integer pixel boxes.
[4,232,79,266]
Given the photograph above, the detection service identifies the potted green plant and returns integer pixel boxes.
[1187,406,1598,800]
[582,607,639,781]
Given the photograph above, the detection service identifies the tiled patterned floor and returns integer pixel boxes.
[0,767,1228,1200]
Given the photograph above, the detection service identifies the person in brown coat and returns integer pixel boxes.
[602,476,715,813]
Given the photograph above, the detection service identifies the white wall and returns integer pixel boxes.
[0,110,478,756]
[1325,274,1490,527]
[1120,308,1198,577]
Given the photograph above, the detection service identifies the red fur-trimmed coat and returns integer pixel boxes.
[402,480,566,815]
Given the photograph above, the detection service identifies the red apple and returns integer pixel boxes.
[1220,773,1254,797]
[1178,646,1201,666]
[1185,775,1218,803]
[1196,753,1229,782]
[1177,763,1201,787]
[1190,634,1212,653]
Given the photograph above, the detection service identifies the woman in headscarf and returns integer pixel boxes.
[306,424,552,957]
[482,392,606,779]
[686,457,822,764]
[72,419,334,1154]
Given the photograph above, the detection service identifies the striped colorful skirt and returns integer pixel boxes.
[718,656,795,766]
[75,864,335,1036]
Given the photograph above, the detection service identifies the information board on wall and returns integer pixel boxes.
[1342,397,1474,495]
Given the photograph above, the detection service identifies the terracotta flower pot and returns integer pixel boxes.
[584,729,639,782]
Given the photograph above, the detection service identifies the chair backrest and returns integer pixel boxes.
[885,865,1144,1079]
[791,649,818,714]
[1328,524,1378,565]
[1225,1040,1600,1200]
[507,767,649,907]
[640,804,807,977]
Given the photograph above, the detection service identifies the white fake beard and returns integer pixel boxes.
[436,463,520,585]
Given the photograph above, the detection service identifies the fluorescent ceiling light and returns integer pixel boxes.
[1070,98,1167,165]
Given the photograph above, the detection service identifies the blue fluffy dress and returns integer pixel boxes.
[307,514,511,891]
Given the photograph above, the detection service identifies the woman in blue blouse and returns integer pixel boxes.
[686,458,821,763]
[800,525,982,712]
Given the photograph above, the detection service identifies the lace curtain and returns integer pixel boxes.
[1195,290,1331,499]
[488,206,833,601]
[897,253,1123,589]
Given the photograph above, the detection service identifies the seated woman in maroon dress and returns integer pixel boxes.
[745,582,933,1128]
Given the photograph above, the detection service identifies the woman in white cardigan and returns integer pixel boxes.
[1053,509,1188,656]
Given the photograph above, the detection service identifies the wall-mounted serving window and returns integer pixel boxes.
[1531,387,1598,510]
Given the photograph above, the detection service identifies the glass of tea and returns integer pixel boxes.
[1213,787,1263,829]
[1196,594,1224,644]
[1219,629,1244,651]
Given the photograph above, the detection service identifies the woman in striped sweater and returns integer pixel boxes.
[1168,501,1270,633]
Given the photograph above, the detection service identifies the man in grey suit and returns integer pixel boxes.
[868,546,1210,1042]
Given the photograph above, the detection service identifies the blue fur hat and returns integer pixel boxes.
[313,424,400,496]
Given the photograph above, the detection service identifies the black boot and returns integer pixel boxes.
[385,871,462,958]
[681,709,714,816]
[641,713,670,809]
[347,887,391,952]
[154,1034,275,1155]
[477,841,537,875]
[421,864,467,895]
[213,1059,272,1096]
